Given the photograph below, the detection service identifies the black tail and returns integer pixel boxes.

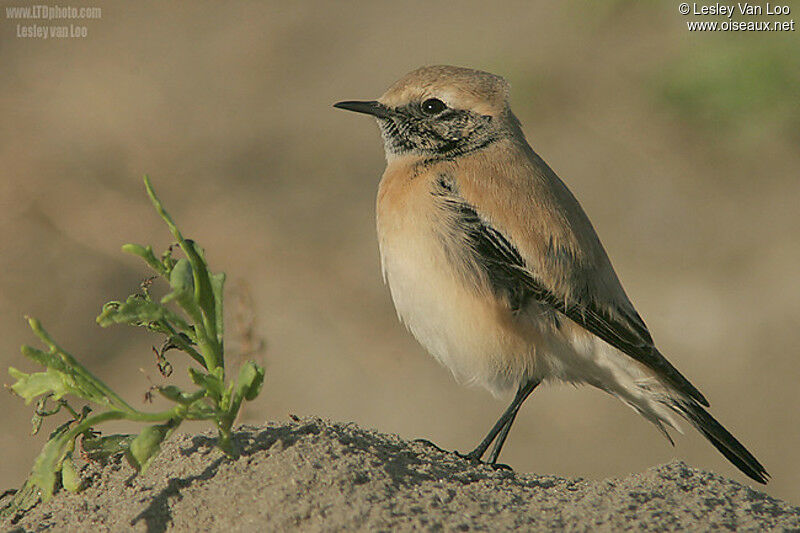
[674,399,769,484]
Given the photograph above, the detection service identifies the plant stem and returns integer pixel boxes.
[158,320,206,369]
[69,407,183,438]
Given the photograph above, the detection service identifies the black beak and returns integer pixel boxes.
[333,100,392,119]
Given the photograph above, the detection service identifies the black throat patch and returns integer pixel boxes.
[379,106,502,160]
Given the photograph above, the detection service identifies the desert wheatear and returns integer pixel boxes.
[334,65,767,483]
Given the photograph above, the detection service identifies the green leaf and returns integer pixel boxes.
[30,430,72,501]
[81,434,134,462]
[96,296,161,325]
[210,272,226,344]
[161,261,204,327]
[157,385,205,405]
[157,385,185,403]
[122,243,166,276]
[8,367,71,404]
[127,422,176,473]
[60,454,82,493]
[237,361,265,402]
[97,294,191,334]
[182,240,221,348]
[15,347,111,407]
[19,344,72,376]
[169,258,194,293]
[188,368,224,400]
[185,402,216,419]
[22,319,134,412]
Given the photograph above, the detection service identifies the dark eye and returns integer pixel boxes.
[421,98,447,115]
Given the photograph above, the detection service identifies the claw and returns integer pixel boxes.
[455,450,483,462]
[454,450,513,470]
[412,438,448,454]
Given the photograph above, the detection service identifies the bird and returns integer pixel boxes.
[333,65,768,484]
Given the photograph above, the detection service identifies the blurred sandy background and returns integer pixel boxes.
[1,1,798,505]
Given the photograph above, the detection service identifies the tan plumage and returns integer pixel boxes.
[335,65,767,483]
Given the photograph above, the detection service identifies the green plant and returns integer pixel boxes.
[654,38,800,144]
[2,177,264,517]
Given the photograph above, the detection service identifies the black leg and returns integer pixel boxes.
[463,378,540,462]
[486,379,540,464]
[487,402,521,465]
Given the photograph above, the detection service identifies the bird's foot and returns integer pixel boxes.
[454,449,479,461]
[412,438,448,454]
[454,450,513,471]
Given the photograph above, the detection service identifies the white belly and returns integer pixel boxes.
[377,217,538,395]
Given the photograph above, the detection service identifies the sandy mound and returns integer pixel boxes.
[3,417,798,532]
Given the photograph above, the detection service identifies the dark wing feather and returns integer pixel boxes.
[673,399,768,483]
[523,275,708,407]
[433,178,708,406]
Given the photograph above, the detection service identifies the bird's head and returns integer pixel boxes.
[335,65,513,160]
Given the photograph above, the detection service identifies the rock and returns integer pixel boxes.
[3,417,799,532]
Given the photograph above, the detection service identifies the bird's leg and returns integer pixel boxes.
[462,378,540,462]
[486,379,540,464]
[487,398,523,465]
